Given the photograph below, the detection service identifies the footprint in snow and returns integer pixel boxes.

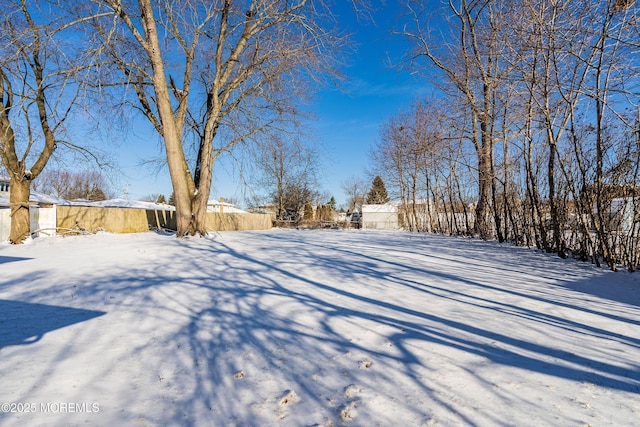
[358,359,372,369]
[279,389,300,405]
[277,389,300,420]
[344,384,362,398]
[340,400,358,421]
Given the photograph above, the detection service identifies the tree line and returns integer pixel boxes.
[369,0,640,270]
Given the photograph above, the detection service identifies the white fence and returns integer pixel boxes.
[0,206,57,242]
[0,208,9,242]
[31,206,57,237]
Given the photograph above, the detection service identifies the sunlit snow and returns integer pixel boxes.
[1,229,639,426]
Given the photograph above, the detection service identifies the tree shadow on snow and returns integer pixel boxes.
[160,230,640,424]
[4,230,639,426]
[0,299,105,348]
[0,255,32,264]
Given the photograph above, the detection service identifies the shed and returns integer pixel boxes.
[361,203,400,230]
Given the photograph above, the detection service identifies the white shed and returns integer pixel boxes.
[361,203,399,230]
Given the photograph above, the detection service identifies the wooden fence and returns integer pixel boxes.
[56,206,272,233]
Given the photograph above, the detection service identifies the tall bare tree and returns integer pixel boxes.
[87,0,346,236]
[384,0,640,269]
[399,0,522,238]
[0,0,95,243]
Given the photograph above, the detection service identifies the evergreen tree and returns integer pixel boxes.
[328,196,336,210]
[366,176,390,204]
[168,192,175,206]
[156,194,167,204]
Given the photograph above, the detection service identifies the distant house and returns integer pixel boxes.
[249,203,277,215]
[582,184,640,234]
[0,175,9,198]
[207,198,247,214]
[610,197,640,234]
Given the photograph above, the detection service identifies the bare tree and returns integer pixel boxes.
[251,132,320,220]
[341,175,367,213]
[372,99,449,232]
[503,0,640,267]
[0,0,98,242]
[399,0,522,238]
[32,169,112,201]
[86,0,347,236]
[389,0,640,270]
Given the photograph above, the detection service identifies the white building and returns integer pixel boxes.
[207,198,247,214]
[361,203,400,230]
[0,174,9,198]
[611,197,639,234]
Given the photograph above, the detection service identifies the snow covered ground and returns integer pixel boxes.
[1,229,639,426]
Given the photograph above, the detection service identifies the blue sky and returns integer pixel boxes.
[116,2,432,208]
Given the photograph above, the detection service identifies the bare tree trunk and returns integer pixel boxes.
[453,165,471,235]
[476,118,493,238]
[138,0,196,236]
[9,178,31,243]
[547,141,559,253]
[410,168,419,232]
[490,136,504,242]
[593,40,613,268]
[502,133,519,243]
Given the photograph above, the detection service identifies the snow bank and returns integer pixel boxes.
[86,198,175,210]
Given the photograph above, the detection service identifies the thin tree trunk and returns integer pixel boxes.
[490,138,504,242]
[547,141,559,253]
